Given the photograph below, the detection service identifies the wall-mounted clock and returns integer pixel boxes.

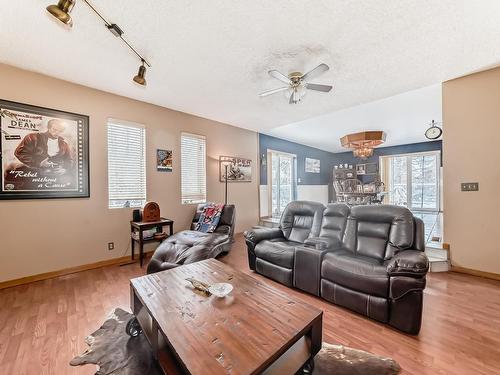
[425,120,443,140]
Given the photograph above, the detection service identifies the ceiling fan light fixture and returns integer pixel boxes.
[46,0,76,27]
[133,61,147,86]
[286,85,307,104]
[259,63,333,104]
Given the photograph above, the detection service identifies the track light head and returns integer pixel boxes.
[133,61,147,86]
[46,0,76,27]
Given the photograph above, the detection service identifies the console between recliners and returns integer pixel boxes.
[244,201,429,334]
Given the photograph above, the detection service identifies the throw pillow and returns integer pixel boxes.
[195,203,225,233]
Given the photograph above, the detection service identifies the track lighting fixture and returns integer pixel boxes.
[46,0,76,27]
[133,61,147,86]
[46,0,151,86]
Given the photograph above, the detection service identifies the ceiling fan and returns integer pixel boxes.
[259,63,333,104]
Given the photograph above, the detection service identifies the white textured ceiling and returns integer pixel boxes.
[268,84,443,152]
[1,1,500,149]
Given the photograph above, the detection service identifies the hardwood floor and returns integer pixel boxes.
[1,234,500,374]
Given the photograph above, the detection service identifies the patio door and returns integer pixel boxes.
[381,151,440,211]
[269,150,297,218]
[380,151,442,243]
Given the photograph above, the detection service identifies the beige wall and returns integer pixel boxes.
[0,64,259,282]
[443,66,500,274]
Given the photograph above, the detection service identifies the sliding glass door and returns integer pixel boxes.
[382,151,440,211]
[269,151,296,218]
[410,154,439,210]
[381,151,442,244]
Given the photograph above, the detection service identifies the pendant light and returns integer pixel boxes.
[340,131,386,160]
[133,60,147,86]
[46,0,76,27]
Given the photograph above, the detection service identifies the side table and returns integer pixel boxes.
[130,218,174,267]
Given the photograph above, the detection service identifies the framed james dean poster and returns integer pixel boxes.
[0,99,89,199]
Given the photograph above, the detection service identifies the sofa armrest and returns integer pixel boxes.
[244,227,284,244]
[386,250,429,277]
[304,236,342,250]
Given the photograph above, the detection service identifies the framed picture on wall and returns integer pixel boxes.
[219,156,252,182]
[0,99,90,199]
[156,149,172,172]
[356,164,366,175]
[305,158,321,173]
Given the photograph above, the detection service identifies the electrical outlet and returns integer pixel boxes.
[108,242,114,251]
[461,182,479,192]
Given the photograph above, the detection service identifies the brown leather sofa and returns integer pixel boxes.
[147,204,235,274]
[244,201,429,334]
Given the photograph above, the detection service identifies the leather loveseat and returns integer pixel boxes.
[244,201,429,334]
[147,204,235,274]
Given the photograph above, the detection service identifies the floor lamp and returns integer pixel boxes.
[221,161,232,205]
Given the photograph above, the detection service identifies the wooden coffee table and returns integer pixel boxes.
[130,258,323,375]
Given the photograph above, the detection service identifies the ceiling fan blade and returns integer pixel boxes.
[306,83,333,92]
[259,87,289,97]
[269,70,292,84]
[302,63,329,81]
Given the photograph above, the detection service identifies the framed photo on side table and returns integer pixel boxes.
[0,99,90,199]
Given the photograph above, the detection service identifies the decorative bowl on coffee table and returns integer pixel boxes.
[208,282,233,297]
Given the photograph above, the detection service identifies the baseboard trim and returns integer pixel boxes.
[0,255,138,290]
[0,233,246,290]
[451,265,500,281]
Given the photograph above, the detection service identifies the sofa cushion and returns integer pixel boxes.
[319,203,350,244]
[280,201,325,243]
[350,205,415,260]
[321,250,389,298]
[254,238,300,269]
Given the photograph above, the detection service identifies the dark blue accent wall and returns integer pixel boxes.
[259,133,442,186]
[259,134,337,185]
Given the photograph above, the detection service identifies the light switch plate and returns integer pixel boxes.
[461,182,479,192]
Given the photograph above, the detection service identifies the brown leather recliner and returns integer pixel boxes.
[320,205,428,334]
[245,201,325,286]
[244,202,429,334]
[147,204,235,274]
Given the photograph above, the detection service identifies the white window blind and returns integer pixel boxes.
[181,132,206,204]
[107,121,146,209]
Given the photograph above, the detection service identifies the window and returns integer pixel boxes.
[107,120,146,209]
[181,132,206,204]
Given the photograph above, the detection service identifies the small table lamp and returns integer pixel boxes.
[220,160,232,204]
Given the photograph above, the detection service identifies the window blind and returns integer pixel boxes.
[107,121,146,209]
[181,132,206,204]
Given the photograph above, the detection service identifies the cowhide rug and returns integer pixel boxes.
[71,308,400,375]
